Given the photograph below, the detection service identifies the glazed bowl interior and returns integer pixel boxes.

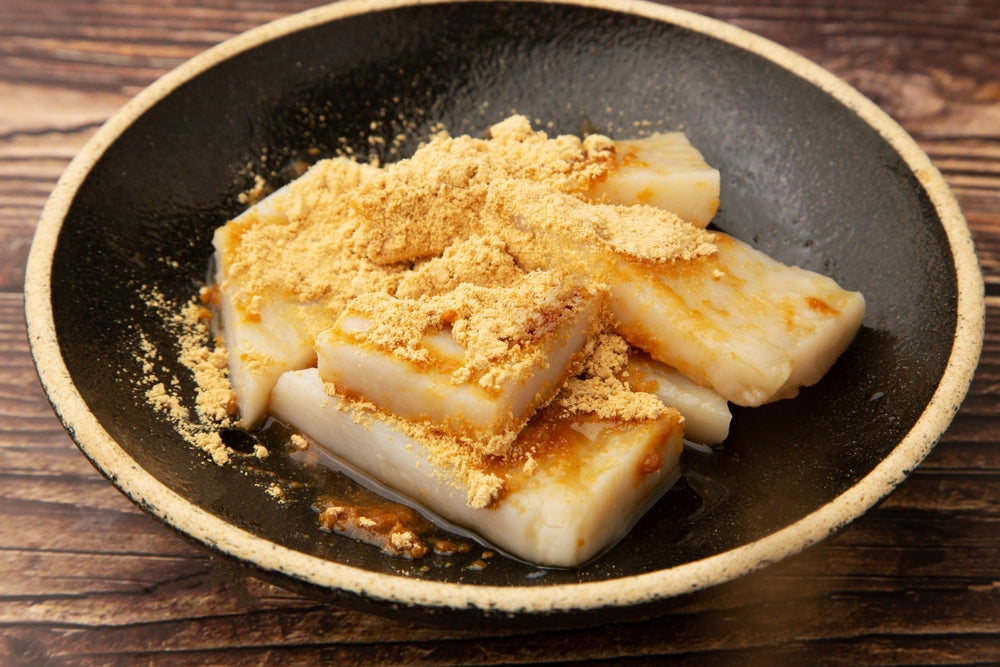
[25,0,982,624]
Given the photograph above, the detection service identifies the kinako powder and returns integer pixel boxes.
[136,288,237,466]
[163,114,717,509]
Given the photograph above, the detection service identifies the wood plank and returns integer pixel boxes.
[1,584,997,665]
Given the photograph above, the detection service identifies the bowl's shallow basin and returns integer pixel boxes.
[25,0,983,627]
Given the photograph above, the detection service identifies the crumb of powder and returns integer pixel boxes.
[193,431,230,466]
[390,530,417,551]
[137,333,158,375]
[464,470,505,510]
[238,174,268,206]
[556,333,669,422]
[145,382,189,421]
[521,454,537,475]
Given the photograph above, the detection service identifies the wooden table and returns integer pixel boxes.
[3,0,998,663]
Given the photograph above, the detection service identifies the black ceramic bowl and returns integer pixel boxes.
[25,0,983,627]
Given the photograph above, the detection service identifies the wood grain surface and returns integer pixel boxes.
[2,0,999,664]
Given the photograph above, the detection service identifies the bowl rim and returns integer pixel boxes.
[24,0,985,616]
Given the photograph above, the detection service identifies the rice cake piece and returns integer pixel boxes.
[269,368,684,567]
[317,273,608,453]
[212,157,396,427]
[594,132,721,227]
[484,182,865,407]
[608,233,866,406]
[213,282,318,428]
[212,194,317,427]
[625,351,731,445]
